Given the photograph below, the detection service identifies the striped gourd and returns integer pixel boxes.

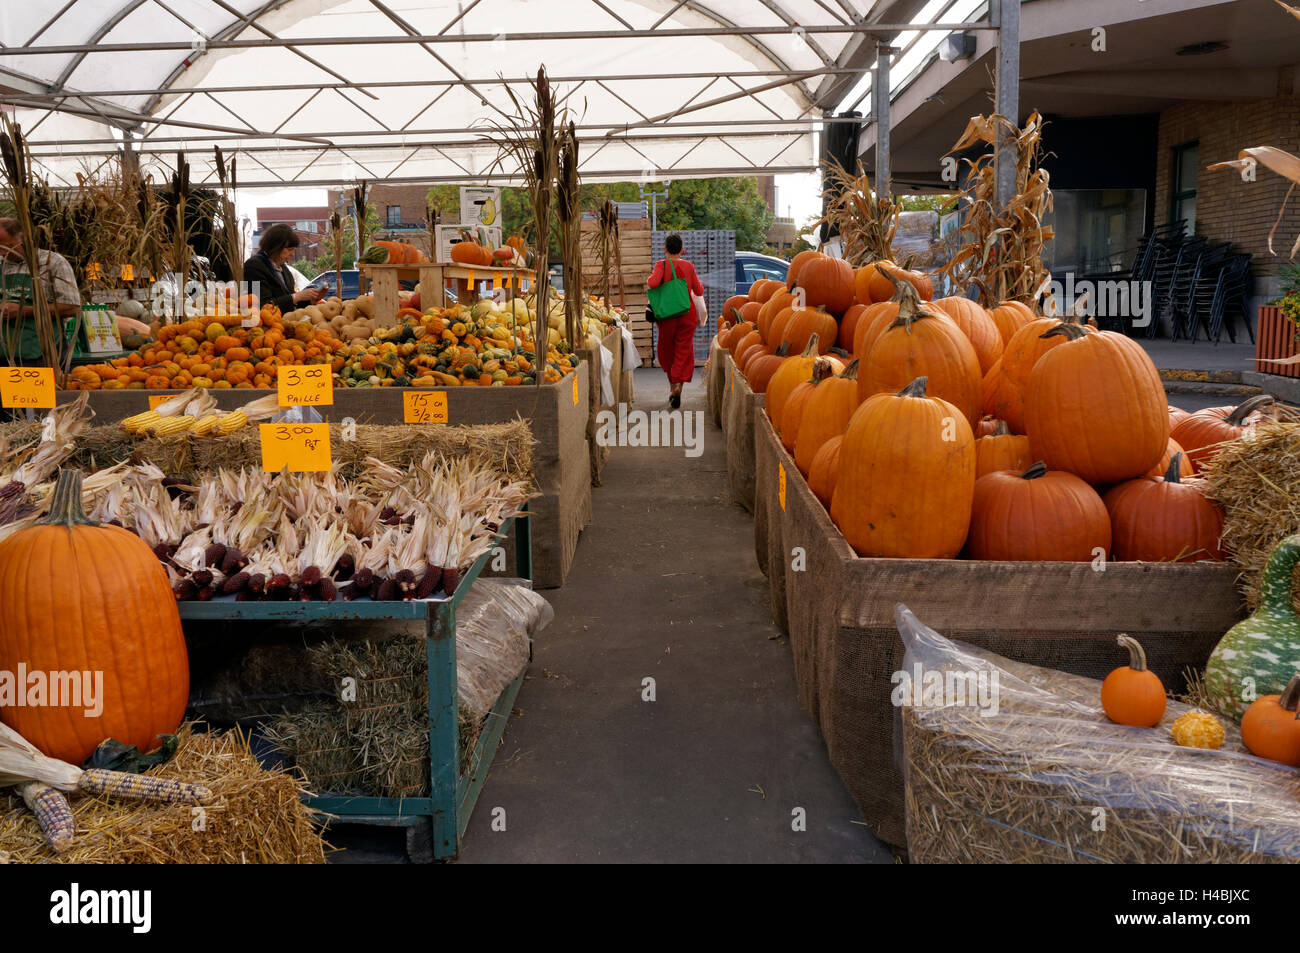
[1204,534,1300,721]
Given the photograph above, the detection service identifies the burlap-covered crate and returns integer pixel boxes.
[58,363,593,590]
[754,412,1247,848]
[706,338,725,430]
[721,351,760,513]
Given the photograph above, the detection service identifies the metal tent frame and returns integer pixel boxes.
[0,0,1019,198]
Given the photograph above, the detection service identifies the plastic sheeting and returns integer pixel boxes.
[0,0,896,188]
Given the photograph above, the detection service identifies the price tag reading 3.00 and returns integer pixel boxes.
[260,423,333,472]
[277,365,334,406]
[403,391,448,424]
[0,367,56,408]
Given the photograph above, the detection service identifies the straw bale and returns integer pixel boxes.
[900,608,1300,864]
[0,725,327,864]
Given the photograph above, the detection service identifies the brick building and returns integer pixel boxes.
[254,205,330,262]
[857,0,1300,316]
[327,184,434,256]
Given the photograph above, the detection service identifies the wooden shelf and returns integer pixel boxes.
[358,262,539,325]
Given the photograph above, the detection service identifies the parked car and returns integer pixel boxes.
[734,251,789,296]
[305,269,418,300]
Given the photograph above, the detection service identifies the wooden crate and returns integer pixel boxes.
[580,218,652,367]
[1256,305,1299,378]
[753,411,1247,848]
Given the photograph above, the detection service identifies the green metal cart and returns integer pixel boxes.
[177,510,532,861]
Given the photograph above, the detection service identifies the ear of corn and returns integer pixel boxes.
[150,415,196,437]
[218,411,248,434]
[19,782,75,853]
[77,768,214,804]
[191,414,221,436]
[121,410,162,433]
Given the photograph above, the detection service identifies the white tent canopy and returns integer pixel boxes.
[0,0,990,188]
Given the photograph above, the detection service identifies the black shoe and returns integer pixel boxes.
[669,393,681,409]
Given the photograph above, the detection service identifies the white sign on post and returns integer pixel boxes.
[82,305,123,353]
[459,187,502,227]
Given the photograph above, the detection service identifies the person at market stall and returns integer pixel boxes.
[646,233,705,409]
[243,223,324,315]
[0,217,83,366]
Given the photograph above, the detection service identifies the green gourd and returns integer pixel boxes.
[1204,534,1300,721]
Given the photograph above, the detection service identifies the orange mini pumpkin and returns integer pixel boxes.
[1241,674,1300,765]
[1100,634,1166,727]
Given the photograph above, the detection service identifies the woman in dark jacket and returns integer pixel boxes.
[244,223,323,314]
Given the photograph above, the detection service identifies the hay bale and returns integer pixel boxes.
[0,725,327,864]
[3,417,535,484]
[1200,419,1300,610]
[899,608,1300,864]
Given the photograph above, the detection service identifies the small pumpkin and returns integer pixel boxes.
[1100,634,1167,727]
[830,377,976,558]
[781,306,838,355]
[964,461,1111,561]
[1204,534,1300,721]
[746,343,790,393]
[1104,453,1225,562]
[1170,394,1273,472]
[837,303,870,351]
[808,435,844,508]
[0,470,189,764]
[749,278,783,303]
[1240,673,1300,765]
[766,335,825,427]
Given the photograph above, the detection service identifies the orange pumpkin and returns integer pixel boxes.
[1241,674,1300,765]
[831,376,976,558]
[749,278,782,303]
[734,331,766,369]
[988,299,1037,345]
[793,358,860,476]
[853,262,880,304]
[793,255,854,315]
[1104,453,1226,562]
[964,462,1112,561]
[1100,635,1167,727]
[746,344,790,393]
[1170,395,1274,472]
[1145,437,1193,479]
[766,336,825,427]
[0,470,188,764]
[975,421,1033,478]
[930,296,1003,375]
[781,306,838,355]
[995,315,1088,433]
[780,359,834,452]
[786,250,824,289]
[837,303,869,351]
[808,435,844,508]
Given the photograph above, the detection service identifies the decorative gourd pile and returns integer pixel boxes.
[717,251,1236,565]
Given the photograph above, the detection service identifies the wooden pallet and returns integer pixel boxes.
[580,220,654,366]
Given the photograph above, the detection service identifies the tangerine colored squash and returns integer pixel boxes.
[781,306,838,355]
[1100,635,1167,727]
[786,250,824,289]
[965,461,1112,561]
[780,359,835,452]
[808,435,844,508]
[1241,675,1300,765]
[794,359,860,476]
[794,255,854,315]
[975,420,1033,478]
[930,296,1003,375]
[1104,453,1225,562]
[0,470,189,764]
[988,299,1037,345]
[1170,394,1274,472]
[767,335,825,427]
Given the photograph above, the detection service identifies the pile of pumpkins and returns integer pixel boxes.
[718,250,1264,566]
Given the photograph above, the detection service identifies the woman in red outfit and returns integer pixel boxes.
[646,233,705,408]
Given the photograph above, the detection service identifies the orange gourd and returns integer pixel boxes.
[780,359,834,452]
[830,377,976,558]
[988,299,1037,345]
[793,255,854,315]
[750,278,782,303]
[838,303,869,351]
[1100,635,1167,727]
[794,358,860,476]
[1170,395,1274,472]
[0,470,189,764]
[1103,453,1226,562]
[723,321,755,353]
[746,344,790,393]
[766,335,824,427]
[964,461,1112,561]
[786,250,824,289]
[781,306,838,355]
[738,301,763,326]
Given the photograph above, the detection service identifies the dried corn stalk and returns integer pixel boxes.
[211,147,243,285]
[940,111,1054,308]
[1208,146,1300,258]
[557,121,583,346]
[815,158,898,265]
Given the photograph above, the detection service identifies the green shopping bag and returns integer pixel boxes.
[647,258,690,321]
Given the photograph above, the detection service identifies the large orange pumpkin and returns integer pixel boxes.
[786,250,824,289]
[767,335,827,427]
[1170,395,1274,472]
[794,358,860,475]
[988,299,1036,345]
[860,291,983,428]
[964,462,1112,561]
[808,435,844,508]
[746,344,789,393]
[930,296,1004,375]
[975,421,1033,478]
[1025,325,1169,484]
[781,306,838,355]
[0,470,189,764]
[780,360,834,452]
[830,377,976,558]
[794,255,854,315]
[838,303,869,351]
[1103,453,1226,562]
[994,315,1090,433]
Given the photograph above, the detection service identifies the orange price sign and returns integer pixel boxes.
[572,375,580,406]
[260,423,332,473]
[491,273,502,290]
[403,390,449,424]
[466,269,476,285]
[778,463,787,512]
[277,365,334,406]
[0,367,55,408]
[120,264,134,282]
[148,394,174,409]
[85,262,102,282]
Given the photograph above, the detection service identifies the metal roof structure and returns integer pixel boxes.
[0,0,1010,190]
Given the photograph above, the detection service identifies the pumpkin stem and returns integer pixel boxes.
[40,469,98,529]
[897,376,928,398]
[1039,322,1090,342]
[839,357,860,381]
[880,265,903,300]
[887,284,939,334]
[808,359,834,384]
[1164,452,1184,483]
[1019,461,1048,480]
[1116,634,1149,672]
[774,341,790,357]
[800,333,820,358]
[1226,394,1273,426]
[1280,674,1300,712]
